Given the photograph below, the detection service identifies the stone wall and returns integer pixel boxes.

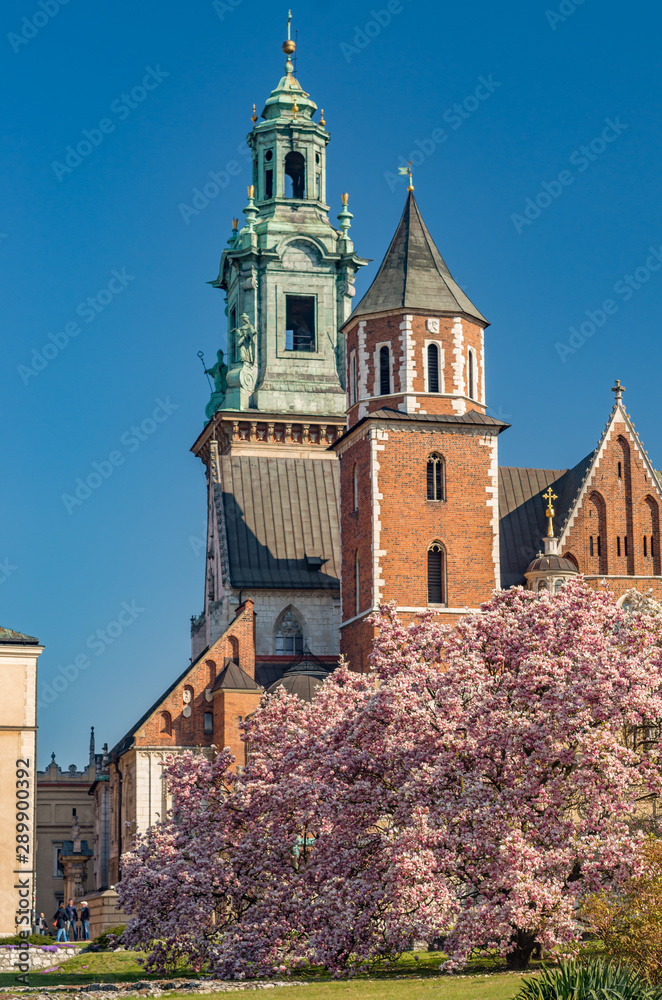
[0,943,78,971]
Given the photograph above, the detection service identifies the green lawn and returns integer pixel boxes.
[0,950,532,999]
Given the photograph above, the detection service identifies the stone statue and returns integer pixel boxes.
[205,350,228,395]
[233,313,256,365]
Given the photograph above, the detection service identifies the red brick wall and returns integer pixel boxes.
[339,431,374,624]
[132,601,256,749]
[213,689,262,765]
[561,419,662,600]
[344,312,486,426]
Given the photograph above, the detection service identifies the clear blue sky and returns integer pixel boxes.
[2,0,660,767]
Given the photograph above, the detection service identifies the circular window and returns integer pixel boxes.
[315,152,321,164]
[265,149,273,161]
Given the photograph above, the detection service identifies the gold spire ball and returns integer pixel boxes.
[283,10,296,65]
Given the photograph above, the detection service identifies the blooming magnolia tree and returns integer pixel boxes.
[118,581,662,976]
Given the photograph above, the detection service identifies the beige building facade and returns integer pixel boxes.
[0,627,43,937]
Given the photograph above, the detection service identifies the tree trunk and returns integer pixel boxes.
[505,929,537,971]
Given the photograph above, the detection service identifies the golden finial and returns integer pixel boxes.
[232,217,239,230]
[251,103,257,125]
[341,193,348,206]
[292,98,299,120]
[283,10,296,55]
[247,185,255,199]
[320,108,326,126]
[543,487,558,539]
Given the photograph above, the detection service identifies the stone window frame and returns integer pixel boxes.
[373,341,394,397]
[422,339,445,394]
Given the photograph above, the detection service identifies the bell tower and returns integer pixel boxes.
[333,186,508,671]
[191,19,366,672]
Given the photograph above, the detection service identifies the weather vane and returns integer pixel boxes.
[398,161,414,191]
[543,487,558,539]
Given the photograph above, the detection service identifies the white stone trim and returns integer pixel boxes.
[370,426,388,607]
[397,314,418,411]
[451,317,466,414]
[467,346,478,402]
[422,339,445,394]
[478,435,501,587]
[357,321,369,419]
[479,328,486,405]
[373,341,394,396]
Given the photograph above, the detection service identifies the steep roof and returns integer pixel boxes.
[350,191,488,325]
[211,660,262,692]
[219,456,339,590]
[0,626,40,645]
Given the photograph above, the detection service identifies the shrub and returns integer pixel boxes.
[582,839,662,984]
[89,925,127,952]
[0,934,56,946]
[517,959,662,1000]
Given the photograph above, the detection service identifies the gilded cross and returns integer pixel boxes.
[543,487,558,539]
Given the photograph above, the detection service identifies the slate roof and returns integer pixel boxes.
[0,627,40,645]
[219,456,339,590]
[211,660,262,692]
[266,647,333,703]
[350,191,488,325]
[333,407,509,448]
[499,454,595,587]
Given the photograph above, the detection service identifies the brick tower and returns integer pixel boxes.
[333,188,508,671]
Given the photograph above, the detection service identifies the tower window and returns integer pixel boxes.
[427,543,446,605]
[618,461,622,479]
[285,295,315,351]
[467,349,476,400]
[265,149,273,161]
[316,174,321,200]
[653,537,656,557]
[589,536,594,557]
[427,344,440,393]
[204,713,213,735]
[379,345,391,395]
[617,537,621,557]
[265,169,273,199]
[597,535,601,556]
[284,151,305,198]
[353,464,359,511]
[624,536,628,557]
[427,454,445,501]
[644,536,648,557]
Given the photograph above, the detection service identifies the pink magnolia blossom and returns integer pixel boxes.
[118,581,662,976]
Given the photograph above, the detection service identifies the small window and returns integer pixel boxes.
[160,711,172,735]
[349,352,357,406]
[467,350,476,400]
[265,169,273,198]
[379,345,390,395]
[589,536,594,557]
[285,295,315,351]
[618,462,622,479]
[315,152,321,165]
[617,537,621,557]
[355,552,360,616]
[653,536,656,557]
[316,174,321,200]
[644,536,648,557]
[427,543,446,605]
[265,149,273,162]
[427,344,440,393]
[597,535,601,556]
[284,151,305,198]
[624,536,628,557]
[353,464,359,511]
[204,713,213,735]
[427,454,445,501]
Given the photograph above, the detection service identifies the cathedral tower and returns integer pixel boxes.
[191,23,366,681]
[333,188,508,671]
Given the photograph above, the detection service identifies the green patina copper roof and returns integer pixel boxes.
[260,61,317,123]
[350,191,488,325]
[0,626,40,645]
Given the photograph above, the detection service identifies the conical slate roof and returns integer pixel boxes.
[350,191,487,325]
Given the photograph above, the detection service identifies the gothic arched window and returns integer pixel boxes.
[275,608,304,655]
[160,711,172,735]
[353,463,359,511]
[426,454,445,502]
[284,151,305,199]
[427,542,446,605]
[379,345,391,395]
[467,349,476,400]
[427,344,440,393]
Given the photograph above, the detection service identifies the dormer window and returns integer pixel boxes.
[285,151,305,198]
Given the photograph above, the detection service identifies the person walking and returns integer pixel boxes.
[80,902,90,941]
[53,904,67,942]
[37,912,48,935]
[64,898,78,941]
